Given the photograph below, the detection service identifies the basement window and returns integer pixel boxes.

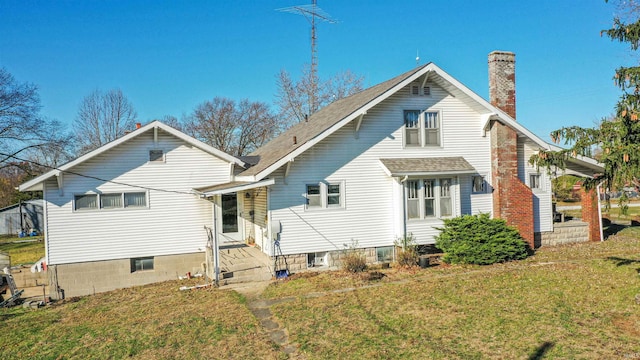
[131,257,154,272]
[307,252,327,268]
[377,247,394,262]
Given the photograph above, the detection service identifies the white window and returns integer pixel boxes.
[404,110,421,146]
[74,192,147,211]
[149,149,164,162]
[101,193,122,209]
[125,192,147,207]
[530,174,542,190]
[472,176,486,193]
[405,178,455,220]
[131,257,154,272]
[403,110,441,147]
[327,184,341,207]
[305,182,344,209]
[306,185,321,208]
[74,194,98,211]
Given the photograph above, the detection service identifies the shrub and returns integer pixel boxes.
[341,241,367,273]
[394,234,419,268]
[435,213,529,265]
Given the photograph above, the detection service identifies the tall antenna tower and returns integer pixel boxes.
[278,0,337,114]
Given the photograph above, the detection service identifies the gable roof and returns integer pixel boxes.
[19,121,247,192]
[237,62,557,181]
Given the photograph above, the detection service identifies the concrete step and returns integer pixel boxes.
[217,244,273,285]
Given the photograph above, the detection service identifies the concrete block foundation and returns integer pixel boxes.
[48,252,205,299]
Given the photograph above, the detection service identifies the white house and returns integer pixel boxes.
[20,51,603,298]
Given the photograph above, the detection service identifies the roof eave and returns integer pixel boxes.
[252,65,436,180]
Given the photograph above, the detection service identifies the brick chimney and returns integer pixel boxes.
[488,50,534,248]
[488,51,516,119]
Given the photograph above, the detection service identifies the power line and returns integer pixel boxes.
[1,152,195,195]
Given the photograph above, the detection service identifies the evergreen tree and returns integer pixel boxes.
[531,1,640,212]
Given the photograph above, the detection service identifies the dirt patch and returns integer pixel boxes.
[613,315,640,337]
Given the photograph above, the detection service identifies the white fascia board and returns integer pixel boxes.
[430,64,552,151]
[18,120,246,192]
[198,178,276,197]
[252,67,435,181]
[389,170,477,177]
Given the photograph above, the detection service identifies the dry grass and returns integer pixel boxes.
[0,279,286,359]
[0,236,44,265]
[2,230,639,359]
[266,229,640,359]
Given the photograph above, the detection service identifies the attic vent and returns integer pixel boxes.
[149,149,164,162]
[411,84,431,96]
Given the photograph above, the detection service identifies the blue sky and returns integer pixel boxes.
[0,0,632,143]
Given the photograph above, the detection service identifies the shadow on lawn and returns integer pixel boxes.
[528,341,554,360]
[607,256,640,267]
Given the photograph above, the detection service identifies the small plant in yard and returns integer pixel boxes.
[341,240,367,273]
[394,233,419,268]
[435,213,529,265]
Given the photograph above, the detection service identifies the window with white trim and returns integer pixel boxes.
[305,182,344,209]
[74,194,98,210]
[403,110,441,147]
[306,185,321,208]
[74,192,147,211]
[472,175,486,193]
[125,192,147,207]
[529,173,542,190]
[405,178,455,219]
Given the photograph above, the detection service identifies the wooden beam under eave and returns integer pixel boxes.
[154,126,158,145]
[354,112,366,139]
[421,70,430,88]
[283,160,293,184]
[56,172,64,196]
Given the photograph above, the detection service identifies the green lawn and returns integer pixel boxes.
[1,229,639,359]
[0,236,45,265]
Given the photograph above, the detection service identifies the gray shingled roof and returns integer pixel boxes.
[239,64,431,177]
[379,157,476,176]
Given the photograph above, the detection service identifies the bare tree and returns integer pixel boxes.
[275,65,365,128]
[0,68,74,205]
[183,97,278,156]
[73,89,137,154]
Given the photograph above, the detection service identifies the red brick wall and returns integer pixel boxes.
[504,175,535,248]
[580,187,602,242]
[490,120,535,248]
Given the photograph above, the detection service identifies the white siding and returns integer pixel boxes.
[45,129,232,265]
[269,83,494,255]
[518,139,553,232]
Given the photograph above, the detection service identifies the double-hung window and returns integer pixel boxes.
[529,173,542,191]
[403,110,441,147]
[405,178,455,219]
[306,182,344,209]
